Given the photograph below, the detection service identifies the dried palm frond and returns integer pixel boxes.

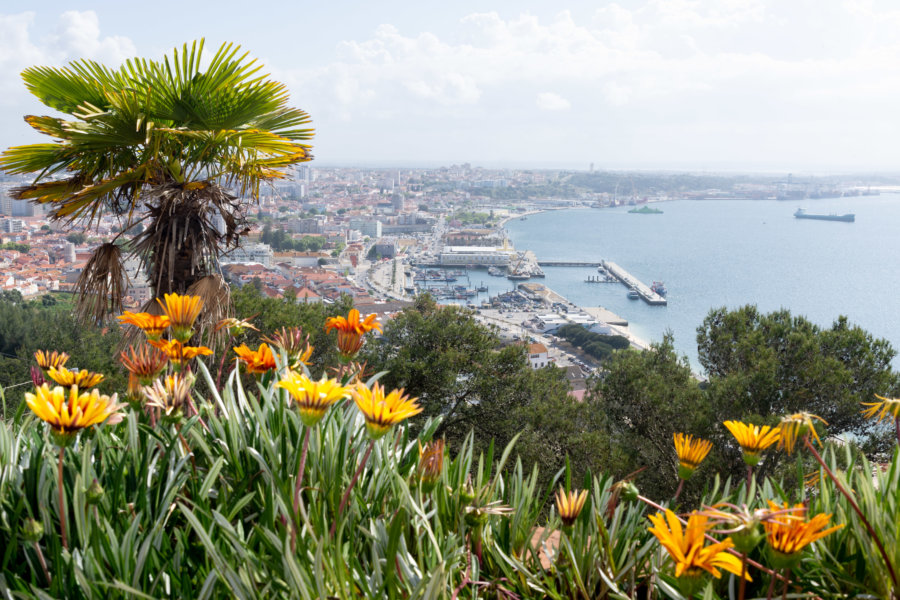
[186,274,232,350]
[129,181,248,297]
[75,242,130,324]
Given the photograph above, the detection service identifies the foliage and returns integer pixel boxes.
[698,306,899,458]
[259,225,326,252]
[0,39,313,318]
[231,285,352,373]
[0,242,30,253]
[2,303,900,598]
[0,296,124,417]
[556,324,630,362]
[450,210,495,225]
[363,295,605,488]
[65,232,87,245]
[590,334,710,501]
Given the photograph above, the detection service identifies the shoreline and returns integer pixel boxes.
[500,209,656,352]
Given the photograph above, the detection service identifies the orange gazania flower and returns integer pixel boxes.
[763,501,843,569]
[34,350,70,372]
[648,509,748,593]
[117,311,171,340]
[157,293,203,342]
[46,367,104,389]
[148,339,213,366]
[324,309,381,357]
[233,343,277,374]
[119,344,169,384]
[351,382,421,439]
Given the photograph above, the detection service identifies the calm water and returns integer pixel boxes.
[504,196,900,371]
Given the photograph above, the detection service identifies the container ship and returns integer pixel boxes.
[794,208,854,223]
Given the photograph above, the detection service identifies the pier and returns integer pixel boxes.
[601,260,667,306]
[537,261,602,267]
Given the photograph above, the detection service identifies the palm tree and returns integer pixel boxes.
[0,40,313,330]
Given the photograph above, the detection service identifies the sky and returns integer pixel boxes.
[2,0,900,171]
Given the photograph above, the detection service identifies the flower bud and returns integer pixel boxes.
[22,518,43,542]
[86,479,105,504]
[620,482,639,502]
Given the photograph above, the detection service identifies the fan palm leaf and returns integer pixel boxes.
[0,39,313,330]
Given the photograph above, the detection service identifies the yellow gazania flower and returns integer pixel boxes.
[148,339,213,366]
[416,439,445,492]
[763,501,843,569]
[215,317,259,337]
[34,350,69,372]
[157,293,203,342]
[351,382,422,439]
[117,311,171,340]
[46,367,104,389]
[700,502,801,555]
[674,432,712,480]
[324,309,382,357]
[276,372,351,426]
[861,394,900,423]
[777,412,827,455]
[119,344,169,384]
[648,509,748,595]
[25,384,123,439]
[143,372,194,420]
[723,421,780,466]
[555,488,589,527]
[233,343,277,374]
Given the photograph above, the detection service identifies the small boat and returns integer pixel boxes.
[627,288,640,300]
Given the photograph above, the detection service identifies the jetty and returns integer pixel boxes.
[537,261,601,267]
[601,260,667,306]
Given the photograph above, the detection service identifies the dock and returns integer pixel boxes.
[537,261,601,267]
[601,260,667,305]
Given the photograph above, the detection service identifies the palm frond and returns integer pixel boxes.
[75,242,130,324]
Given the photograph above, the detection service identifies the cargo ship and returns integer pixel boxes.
[794,208,854,223]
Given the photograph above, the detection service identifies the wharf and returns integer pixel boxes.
[582,306,629,327]
[601,260,667,306]
[537,261,601,267]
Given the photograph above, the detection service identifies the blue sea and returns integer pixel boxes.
[500,196,900,371]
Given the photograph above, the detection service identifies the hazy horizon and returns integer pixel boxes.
[4,1,900,173]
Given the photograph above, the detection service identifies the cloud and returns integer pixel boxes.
[536,92,571,111]
[0,10,135,108]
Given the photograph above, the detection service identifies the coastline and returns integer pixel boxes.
[498,207,655,352]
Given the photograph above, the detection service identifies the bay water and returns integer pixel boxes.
[502,196,900,371]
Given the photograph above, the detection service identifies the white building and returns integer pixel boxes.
[528,343,550,369]
[220,242,274,267]
[439,246,514,266]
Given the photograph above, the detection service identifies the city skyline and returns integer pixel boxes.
[3,1,900,172]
